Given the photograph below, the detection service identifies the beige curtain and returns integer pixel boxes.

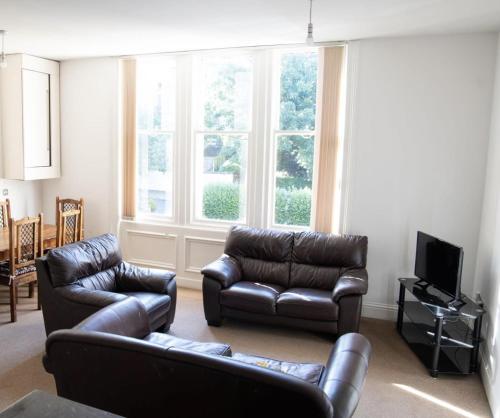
[314,46,345,233]
[121,59,137,219]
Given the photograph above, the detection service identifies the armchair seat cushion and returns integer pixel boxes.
[231,352,325,385]
[144,333,232,356]
[220,281,284,315]
[277,288,339,321]
[121,292,171,327]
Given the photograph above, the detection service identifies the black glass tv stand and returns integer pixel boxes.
[397,278,485,377]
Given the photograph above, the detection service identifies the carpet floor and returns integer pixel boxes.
[0,286,492,417]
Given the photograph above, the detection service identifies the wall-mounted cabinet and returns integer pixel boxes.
[0,54,60,180]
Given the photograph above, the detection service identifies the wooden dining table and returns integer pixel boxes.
[0,224,57,261]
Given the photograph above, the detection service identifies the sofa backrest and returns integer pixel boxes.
[224,226,293,287]
[46,233,122,288]
[290,232,368,290]
[45,330,333,418]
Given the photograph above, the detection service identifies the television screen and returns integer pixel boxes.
[414,231,463,299]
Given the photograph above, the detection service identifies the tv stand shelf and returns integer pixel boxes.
[396,278,484,377]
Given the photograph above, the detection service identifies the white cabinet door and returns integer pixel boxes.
[22,69,51,168]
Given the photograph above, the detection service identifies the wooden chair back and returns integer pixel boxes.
[56,197,84,247]
[8,214,44,275]
[0,199,11,229]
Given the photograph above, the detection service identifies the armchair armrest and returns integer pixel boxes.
[332,269,368,302]
[54,285,127,308]
[115,262,176,295]
[201,255,241,288]
[319,333,371,418]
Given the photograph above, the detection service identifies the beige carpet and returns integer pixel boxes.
[0,287,492,417]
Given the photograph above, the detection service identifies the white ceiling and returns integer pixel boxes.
[1,0,500,60]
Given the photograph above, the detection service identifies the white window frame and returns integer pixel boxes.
[132,46,325,232]
[135,57,177,223]
[189,52,255,228]
[267,47,320,231]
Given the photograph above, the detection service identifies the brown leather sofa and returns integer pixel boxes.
[44,297,371,418]
[202,226,368,336]
[35,233,177,335]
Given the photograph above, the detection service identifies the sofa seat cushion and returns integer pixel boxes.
[231,352,324,385]
[277,288,339,321]
[144,333,232,356]
[220,281,284,315]
[121,292,171,325]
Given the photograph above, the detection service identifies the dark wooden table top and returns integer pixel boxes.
[0,390,123,418]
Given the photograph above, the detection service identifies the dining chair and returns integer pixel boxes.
[56,197,84,247]
[0,199,11,229]
[0,214,43,322]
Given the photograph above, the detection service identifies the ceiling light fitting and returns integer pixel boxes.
[0,30,7,69]
[305,0,314,45]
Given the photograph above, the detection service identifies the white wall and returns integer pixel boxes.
[51,34,499,316]
[474,33,500,418]
[42,58,120,238]
[0,179,42,218]
[344,33,498,318]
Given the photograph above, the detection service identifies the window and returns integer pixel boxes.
[272,50,318,227]
[193,54,253,223]
[136,57,176,217]
[129,46,343,231]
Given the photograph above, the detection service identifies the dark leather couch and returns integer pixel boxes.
[35,233,177,335]
[44,297,371,418]
[202,226,368,336]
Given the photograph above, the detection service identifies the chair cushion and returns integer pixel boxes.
[277,288,339,321]
[46,233,122,287]
[0,262,36,278]
[231,352,324,385]
[121,292,171,326]
[144,333,232,356]
[290,232,368,290]
[220,281,284,315]
[224,226,293,287]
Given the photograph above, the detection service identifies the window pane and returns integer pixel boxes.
[279,51,318,131]
[274,135,314,226]
[196,134,247,222]
[199,55,253,131]
[137,58,176,131]
[137,133,173,216]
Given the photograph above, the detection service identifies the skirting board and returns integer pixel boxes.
[175,276,398,321]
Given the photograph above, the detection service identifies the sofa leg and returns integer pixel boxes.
[207,319,222,327]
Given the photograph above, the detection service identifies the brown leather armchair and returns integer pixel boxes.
[36,233,177,335]
[44,298,371,418]
[202,226,368,336]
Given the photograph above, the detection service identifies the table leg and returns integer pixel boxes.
[397,283,405,332]
[471,316,483,373]
[431,315,444,377]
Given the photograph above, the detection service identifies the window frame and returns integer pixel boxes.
[189,52,255,227]
[267,48,321,231]
[135,57,177,223]
[131,46,327,231]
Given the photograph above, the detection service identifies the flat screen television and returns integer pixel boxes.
[414,231,463,301]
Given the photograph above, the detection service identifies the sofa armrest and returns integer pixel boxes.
[319,333,371,418]
[201,255,241,288]
[54,285,127,308]
[115,261,176,295]
[332,269,368,302]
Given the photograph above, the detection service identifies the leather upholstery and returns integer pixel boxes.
[36,234,177,335]
[224,226,293,287]
[232,352,324,385]
[277,288,339,321]
[44,298,372,418]
[220,281,284,315]
[202,226,368,336]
